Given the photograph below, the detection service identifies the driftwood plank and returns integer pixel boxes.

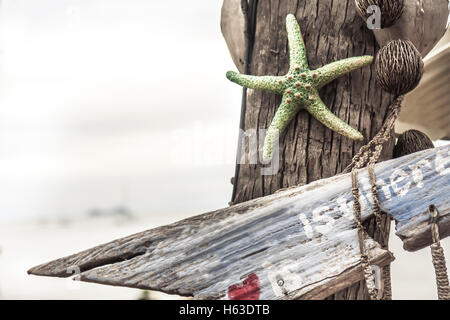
[28,146,450,299]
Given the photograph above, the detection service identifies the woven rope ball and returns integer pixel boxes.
[375,39,424,95]
[355,0,404,28]
[393,129,434,158]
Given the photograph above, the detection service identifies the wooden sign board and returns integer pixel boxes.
[29,146,450,300]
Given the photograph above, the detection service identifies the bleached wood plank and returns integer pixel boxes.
[28,146,450,299]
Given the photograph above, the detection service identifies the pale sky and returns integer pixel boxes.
[0,0,241,221]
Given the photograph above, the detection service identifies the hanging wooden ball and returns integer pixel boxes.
[393,129,434,158]
[355,0,404,29]
[375,40,424,96]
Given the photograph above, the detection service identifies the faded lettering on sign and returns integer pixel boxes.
[297,148,449,239]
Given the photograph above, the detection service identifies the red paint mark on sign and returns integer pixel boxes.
[228,273,260,300]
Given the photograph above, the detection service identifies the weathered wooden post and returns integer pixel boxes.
[223,0,394,300]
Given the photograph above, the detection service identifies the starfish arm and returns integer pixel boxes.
[226,71,285,93]
[313,56,373,89]
[305,96,363,141]
[262,95,301,160]
[286,14,308,71]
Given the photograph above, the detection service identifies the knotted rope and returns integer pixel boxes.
[347,93,449,301]
[345,94,406,300]
[343,95,404,175]
[351,169,381,300]
[344,34,427,300]
[429,205,450,300]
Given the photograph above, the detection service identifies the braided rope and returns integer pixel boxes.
[347,94,450,301]
[343,4,423,301]
[343,95,404,174]
[346,95,404,300]
[351,170,378,300]
[429,205,450,300]
[382,264,392,300]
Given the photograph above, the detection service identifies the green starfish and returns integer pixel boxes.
[226,14,373,160]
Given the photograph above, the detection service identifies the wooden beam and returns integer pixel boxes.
[28,146,450,299]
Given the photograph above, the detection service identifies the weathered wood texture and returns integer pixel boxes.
[230,0,395,202]
[226,0,394,300]
[28,146,450,300]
